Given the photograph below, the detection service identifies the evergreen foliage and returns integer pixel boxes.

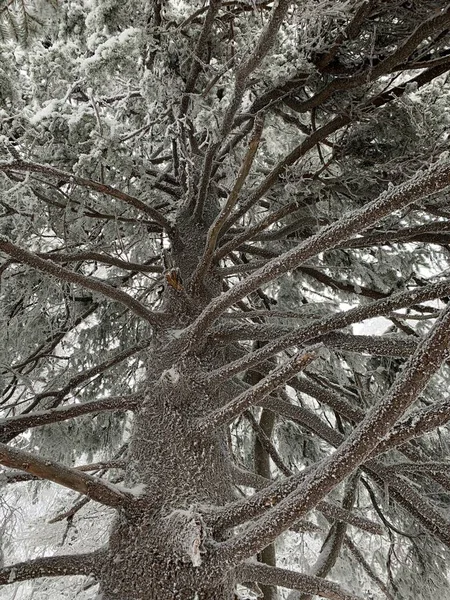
[1,1,450,599]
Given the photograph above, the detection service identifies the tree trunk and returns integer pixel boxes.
[99,214,237,599]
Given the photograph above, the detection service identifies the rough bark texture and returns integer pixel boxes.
[98,217,236,599]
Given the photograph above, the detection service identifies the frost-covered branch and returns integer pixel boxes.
[36,251,163,273]
[375,397,450,454]
[191,114,264,291]
[0,394,140,442]
[280,6,450,116]
[0,551,105,586]
[214,303,450,564]
[187,161,450,343]
[236,562,364,600]
[193,0,291,219]
[0,160,175,233]
[207,276,450,381]
[209,465,383,536]
[32,339,151,405]
[0,237,163,327]
[343,536,394,600]
[0,443,134,508]
[197,349,319,432]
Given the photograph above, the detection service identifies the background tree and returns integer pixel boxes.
[1,1,450,598]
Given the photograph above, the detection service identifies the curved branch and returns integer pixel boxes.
[237,562,364,600]
[0,443,134,508]
[0,237,164,327]
[0,551,105,586]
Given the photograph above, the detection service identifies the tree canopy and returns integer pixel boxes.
[1,1,450,599]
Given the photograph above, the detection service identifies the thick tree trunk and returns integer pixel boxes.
[99,345,235,599]
[99,214,237,599]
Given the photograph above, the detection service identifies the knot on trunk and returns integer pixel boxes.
[163,508,207,567]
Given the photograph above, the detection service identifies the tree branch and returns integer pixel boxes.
[207,276,450,381]
[0,160,175,234]
[0,443,134,508]
[213,302,450,564]
[197,349,319,432]
[236,562,364,600]
[0,237,163,327]
[190,114,264,292]
[193,0,291,220]
[0,551,105,585]
[0,394,140,442]
[187,160,450,344]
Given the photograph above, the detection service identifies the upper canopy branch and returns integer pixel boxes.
[193,0,291,220]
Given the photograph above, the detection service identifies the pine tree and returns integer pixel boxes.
[1,1,450,599]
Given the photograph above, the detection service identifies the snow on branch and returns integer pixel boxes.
[187,160,450,343]
[33,340,151,405]
[197,349,320,432]
[0,394,140,443]
[237,562,364,600]
[193,0,291,219]
[212,462,383,536]
[0,443,134,508]
[214,303,450,564]
[0,160,175,233]
[191,114,264,292]
[208,276,450,381]
[0,237,163,327]
[0,551,105,586]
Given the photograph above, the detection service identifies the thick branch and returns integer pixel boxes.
[0,443,133,508]
[208,277,450,381]
[0,551,105,585]
[198,349,319,432]
[214,302,450,564]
